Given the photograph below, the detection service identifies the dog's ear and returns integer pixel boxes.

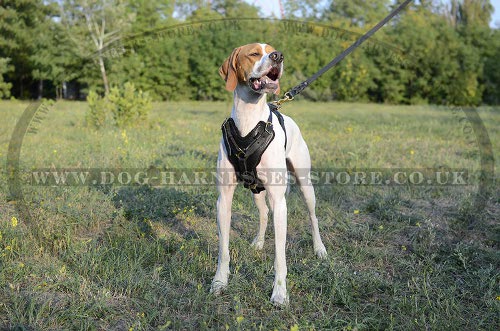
[219,47,241,92]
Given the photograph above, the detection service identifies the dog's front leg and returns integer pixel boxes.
[268,185,289,305]
[211,148,237,295]
[251,190,268,250]
[211,188,234,294]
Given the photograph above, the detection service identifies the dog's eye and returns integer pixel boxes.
[249,52,260,57]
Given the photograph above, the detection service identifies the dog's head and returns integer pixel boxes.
[219,43,283,95]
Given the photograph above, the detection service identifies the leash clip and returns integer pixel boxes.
[272,92,294,109]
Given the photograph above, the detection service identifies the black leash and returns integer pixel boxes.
[273,0,413,108]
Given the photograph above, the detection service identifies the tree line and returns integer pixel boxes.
[0,0,498,105]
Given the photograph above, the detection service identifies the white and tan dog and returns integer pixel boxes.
[211,43,327,305]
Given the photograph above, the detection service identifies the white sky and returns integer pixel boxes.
[491,0,500,27]
[251,0,500,28]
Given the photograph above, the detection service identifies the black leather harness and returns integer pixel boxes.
[221,103,287,193]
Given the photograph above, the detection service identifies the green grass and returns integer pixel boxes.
[0,100,499,330]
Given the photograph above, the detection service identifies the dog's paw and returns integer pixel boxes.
[251,237,265,250]
[270,287,289,306]
[314,244,328,259]
[210,280,227,295]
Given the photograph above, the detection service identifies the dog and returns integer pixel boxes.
[211,43,327,305]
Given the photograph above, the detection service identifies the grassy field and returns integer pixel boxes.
[0,100,498,330]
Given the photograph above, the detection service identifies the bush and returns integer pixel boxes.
[86,82,152,129]
[86,90,108,129]
[0,58,13,99]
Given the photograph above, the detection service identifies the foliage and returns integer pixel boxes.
[86,82,152,128]
[0,58,13,98]
[450,0,494,27]
[85,90,108,128]
[58,0,135,95]
[108,82,152,127]
[323,0,392,26]
[482,29,500,104]
[0,0,499,105]
[0,0,55,98]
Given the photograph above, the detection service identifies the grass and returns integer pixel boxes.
[0,100,498,330]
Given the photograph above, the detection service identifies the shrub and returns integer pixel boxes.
[86,82,152,129]
[0,58,13,99]
[86,90,108,129]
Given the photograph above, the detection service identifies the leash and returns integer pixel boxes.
[273,0,413,108]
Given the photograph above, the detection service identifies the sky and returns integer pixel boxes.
[251,0,500,28]
[491,0,500,27]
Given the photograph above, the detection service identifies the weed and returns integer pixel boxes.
[0,101,498,330]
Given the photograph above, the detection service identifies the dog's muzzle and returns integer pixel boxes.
[249,52,283,93]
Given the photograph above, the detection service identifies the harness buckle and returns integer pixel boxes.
[265,121,273,134]
[236,150,246,159]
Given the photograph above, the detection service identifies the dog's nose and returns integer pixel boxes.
[269,51,283,63]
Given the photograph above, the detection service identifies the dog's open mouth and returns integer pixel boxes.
[249,65,281,92]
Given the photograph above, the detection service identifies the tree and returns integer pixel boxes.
[58,0,135,95]
[0,0,53,98]
[482,29,500,104]
[0,58,12,98]
[30,20,83,99]
[282,0,324,19]
[449,0,494,27]
[323,0,392,26]
[444,0,495,105]
[184,1,263,100]
[127,0,174,32]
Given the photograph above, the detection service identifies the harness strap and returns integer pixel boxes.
[221,110,276,193]
[241,112,273,157]
[269,103,287,149]
[221,119,242,155]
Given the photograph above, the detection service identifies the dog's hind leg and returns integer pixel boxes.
[251,190,268,250]
[287,146,328,259]
[297,172,327,258]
